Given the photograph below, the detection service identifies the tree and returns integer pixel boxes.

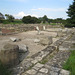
[38,15,49,23]
[5,14,14,22]
[65,0,75,27]
[42,15,48,23]
[22,15,39,24]
[22,15,31,24]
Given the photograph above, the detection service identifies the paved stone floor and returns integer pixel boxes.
[22,51,70,75]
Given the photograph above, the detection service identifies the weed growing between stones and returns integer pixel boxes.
[63,50,75,75]
[39,59,49,64]
[27,63,34,70]
[39,51,57,64]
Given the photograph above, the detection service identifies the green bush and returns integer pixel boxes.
[2,19,23,24]
[65,0,75,28]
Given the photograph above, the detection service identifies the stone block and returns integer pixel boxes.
[40,36,53,45]
[39,68,48,74]
[34,39,40,43]
[26,69,37,75]
[0,43,19,67]
[19,44,28,53]
[49,71,58,75]
[10,37,21,42]
[60,69,70,75]
[35,63,44,68]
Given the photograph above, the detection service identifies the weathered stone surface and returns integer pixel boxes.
[40,36,53,45]
[0,43,19,67]
[18,44,29,62]
[32,66,40,71]
[50,67,60,72]
[59,46,70,51]
[11,32,73,75]
[34,39,40,43]
[43,26,46,30]
[31,59,38,64]
[10,37,21,42]
[19,44,28,53]
[59,41,72,51]
[35,63,44,68]
[35,56,42,61]
[26,69,37,75]
[52,51,69,67]
[60,69,70,75]
[39,68,48,74]
[57,31,63,37]
[31,56,43,64]
[49,71,58,75]
[22,73,28,75]
[36,73,44,75]
[44,64,51,70]
[12,66,24,75]
[21,59,33,70]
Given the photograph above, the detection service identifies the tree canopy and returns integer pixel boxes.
[22,15,40,24]
[5,14,14,22]
[65,0,75,27]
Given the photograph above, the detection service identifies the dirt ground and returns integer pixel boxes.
[0,30,59,57]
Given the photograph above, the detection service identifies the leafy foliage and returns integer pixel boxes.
[5,14,14,22]
[22,15,40,24]
[65,0,75,27]
[0,12,66,25]
[42,15,48,23]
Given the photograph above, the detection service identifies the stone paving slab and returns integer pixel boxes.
[39,68,48,74]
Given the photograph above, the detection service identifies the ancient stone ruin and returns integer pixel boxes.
[0,24,75,75]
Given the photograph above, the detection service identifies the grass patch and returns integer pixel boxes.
[39,51,56,64]
[0,61,11,75]
[27,64,34,70]
[39,59,48,64]
[63,50,75,75]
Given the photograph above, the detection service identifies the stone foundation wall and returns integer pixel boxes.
[0,24,62,35]
[1,29,15,35]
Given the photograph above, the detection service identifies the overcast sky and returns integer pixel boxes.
[0,0,73,19]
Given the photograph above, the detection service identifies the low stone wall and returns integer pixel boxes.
[1,28,15,35]
[0,24,62,35]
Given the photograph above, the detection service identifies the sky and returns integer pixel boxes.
[0,0,73,19]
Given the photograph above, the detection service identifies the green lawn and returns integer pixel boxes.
[63,50,75,75]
